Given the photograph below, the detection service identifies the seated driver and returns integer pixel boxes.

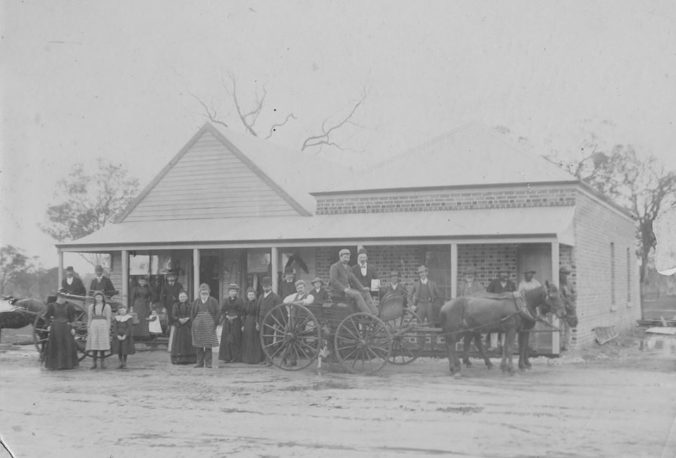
[328,248,378,315]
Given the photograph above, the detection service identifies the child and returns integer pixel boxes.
[86,291,111,369]
[147,306,163,339]
[111,304,135,369]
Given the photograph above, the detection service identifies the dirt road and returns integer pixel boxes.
[1,336,675,458]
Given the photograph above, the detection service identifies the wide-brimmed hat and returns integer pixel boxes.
[92,290,105,298]
[199,283,211,292]
[294,279,306,287]
[559,265,572,274]
[417,265,428,273]
[227,283,239,291]
[65,266,74,273]
[339,248,351,256]
[311,277,323,285]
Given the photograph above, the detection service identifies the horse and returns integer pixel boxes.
[439,282,564,375]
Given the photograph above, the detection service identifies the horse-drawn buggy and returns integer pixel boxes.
[259,282,568,375]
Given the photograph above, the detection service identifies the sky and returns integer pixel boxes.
[1,0,676,268]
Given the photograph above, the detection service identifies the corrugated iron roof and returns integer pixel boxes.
[58,206,575,249]
[313,122,577,194]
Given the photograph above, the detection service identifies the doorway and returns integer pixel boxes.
[200,255,221,300]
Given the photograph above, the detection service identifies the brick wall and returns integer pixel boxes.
[316,184,576,215]
[457,244,519,288]
[573,190,641,347]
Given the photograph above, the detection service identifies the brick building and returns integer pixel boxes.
[57,122,641,350]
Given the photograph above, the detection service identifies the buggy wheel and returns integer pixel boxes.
[385,309,420,365]
[335,313,392,374]
[260,303,321,371]
[32,313,50,362]
[70,307,90,361]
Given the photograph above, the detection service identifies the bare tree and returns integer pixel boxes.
[193,73,365,151]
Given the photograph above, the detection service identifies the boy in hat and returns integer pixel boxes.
[410,265,442,325]
[61,266,86,296]
[89,265,117,297]
[310,277,328,304]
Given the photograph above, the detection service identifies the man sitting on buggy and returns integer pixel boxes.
[328,248,378,315]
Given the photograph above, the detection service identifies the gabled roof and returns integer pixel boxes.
[117,123,354,221]
[313,122,577,194]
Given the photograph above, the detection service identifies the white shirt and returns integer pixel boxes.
[283,292,315,306]
[360,264,367,276]
[66,277,74,285]
[518,278,542,293]
[420,278,428,285]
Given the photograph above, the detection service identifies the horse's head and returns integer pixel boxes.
[540,281,565,319]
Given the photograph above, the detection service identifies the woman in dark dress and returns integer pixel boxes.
[171,290,196,364]
[241,287,263,364]
[219,283,243,364]
[111,303,135,369]
[130,276,152,339]
[44,293,79,370]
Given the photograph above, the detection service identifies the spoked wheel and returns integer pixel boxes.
[71,307,90,361]
[385,309,421,365]
[334,313,392,374]
[32,313,50,362]
[260,303,321,371]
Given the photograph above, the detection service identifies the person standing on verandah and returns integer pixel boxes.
[89,265,117,298]
[191,283,220,368]
[86,291,111,369]
[61,266,86,296]
[43,291,79,370]
[130,276,153,339]
[241,287,263,364]
[219,283,244,364]
[170,290,196,365]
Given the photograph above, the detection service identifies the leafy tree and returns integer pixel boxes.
[40,158,140,242]
[550,145,676,285]
[0,245,34,296]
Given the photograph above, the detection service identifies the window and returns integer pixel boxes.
[610,242,616,310]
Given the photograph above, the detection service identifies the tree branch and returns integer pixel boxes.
[265,113,297,139]
[301,90,367,152]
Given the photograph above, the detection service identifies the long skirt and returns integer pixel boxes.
[45,320,79,370]
[86,318,110,351]
[133,300,150,338]
[218,317,242,362]
[241,315,262,364]
[191,312,219,348]
[171,323,196,364]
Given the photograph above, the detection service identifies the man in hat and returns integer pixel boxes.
[279,268,297,300]
[379,271,408,308]
[61,266,86,296]
[410,265,442,325]
[310,277,328,304]
[89,265,117,297]
[328,248,377,315]
[486,270,517,294]
[559,265,578,351]
[458,269,484,297]
[159,271,183,328]
[351,248,379,300]
[518,269,542,294]
[283,280,315,306]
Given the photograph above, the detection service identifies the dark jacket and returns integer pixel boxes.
[410,279,442,306]
[309,287,329,304]
[61,277,86,296]
[380,283,408,308]
[256,291,281,322]
[160,281,183,323]
[279,280,297,300]
[329,261,366,297]
[486,279,517,294]
[89,276,117,297]
[351,264,378,293]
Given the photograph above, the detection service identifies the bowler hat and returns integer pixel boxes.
[339,248,351,256]
[261,276,272,286]
[559,265,572,274]
[417,265,428,273]
[65,266,74,272]
[227,283,239,291]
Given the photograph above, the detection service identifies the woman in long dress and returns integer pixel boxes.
[241,287,263,364]
[219,283,243,363]
[171,290,196,364]
[111,303,135,369]
[86,291,111,369]
[191,283,220,368]
[130,276,152,339]
[44,293,79,370]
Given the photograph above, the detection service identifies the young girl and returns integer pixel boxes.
[86,291,111,369]
[111,303,135,369]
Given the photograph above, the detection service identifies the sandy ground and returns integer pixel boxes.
[1,330,676,458]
